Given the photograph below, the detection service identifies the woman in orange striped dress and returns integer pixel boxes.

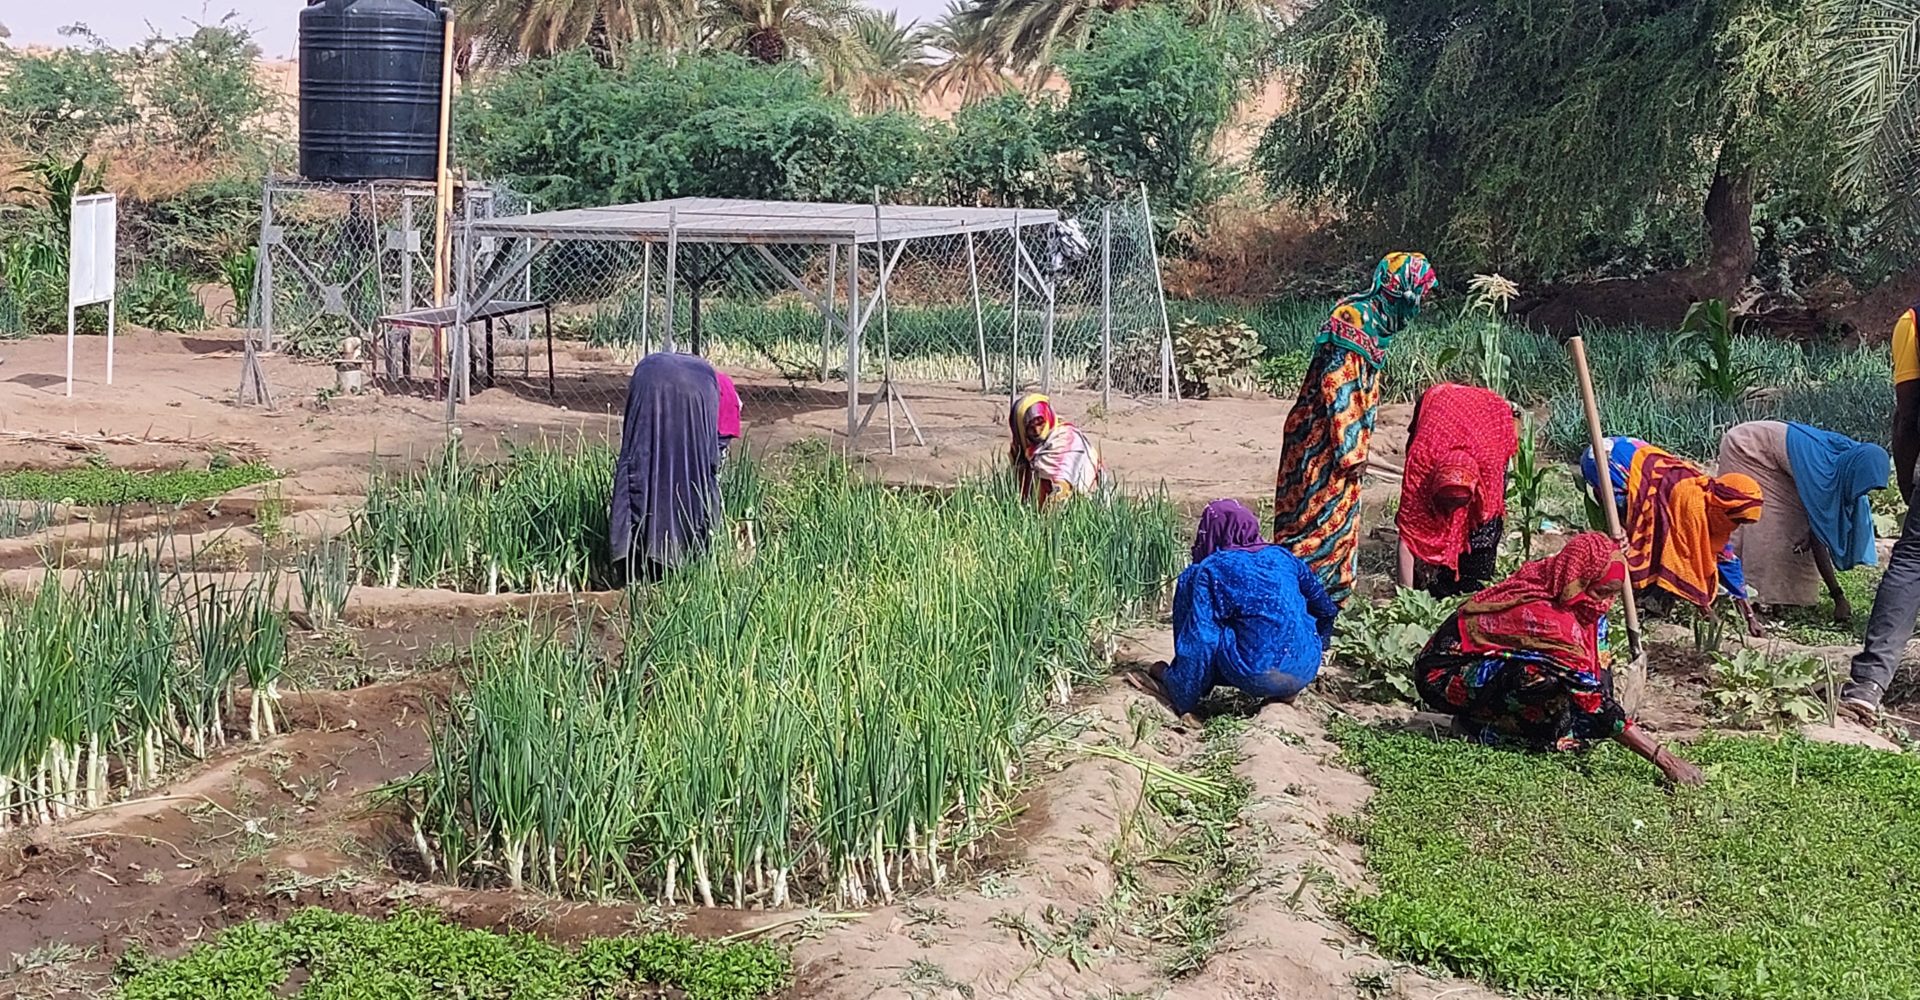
[1273,253,1437,607]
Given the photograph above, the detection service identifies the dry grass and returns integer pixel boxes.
[1163,191,1358,301]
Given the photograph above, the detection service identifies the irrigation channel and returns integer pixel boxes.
[0,442,1186,911]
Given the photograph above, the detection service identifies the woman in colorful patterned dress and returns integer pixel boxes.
[1412,532,1704,786]
[1274,253,1437,607]
[1009,393,1106,509]
[1580,436,1766,635]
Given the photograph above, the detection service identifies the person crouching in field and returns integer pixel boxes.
[611,352,724,583]
[1396,383,1518,597]
[1009,393,1106,508]
[1581,435,1765,636]
[1131,500,1339,724]
[1411,532,1703,786]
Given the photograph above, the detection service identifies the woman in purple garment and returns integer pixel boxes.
[611,352,724,582]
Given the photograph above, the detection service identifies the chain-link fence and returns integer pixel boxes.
[244,178,529,372]
[432,194,1173,450]
[237,189,1176,445]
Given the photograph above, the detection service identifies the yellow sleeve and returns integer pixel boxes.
[1894,310,1919,386]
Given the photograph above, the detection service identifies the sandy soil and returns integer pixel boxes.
[0,324,1906,999]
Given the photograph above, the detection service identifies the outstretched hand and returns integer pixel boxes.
[1655,747,1705,787]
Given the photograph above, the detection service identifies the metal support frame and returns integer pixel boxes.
[1100,207,1113,412]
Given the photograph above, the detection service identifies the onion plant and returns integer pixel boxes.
[406,452,1181,907]
[0,552,298,828]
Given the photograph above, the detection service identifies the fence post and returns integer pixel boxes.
[846,235,861,440]
[966,232,988,393]
[1101,206,1113,412]
[1008,211,1020,404]
[641,242,653,356]
[257,185,276,353]
[665,206,679,352]
[1138,184,1177,403]
[822,245,837,381]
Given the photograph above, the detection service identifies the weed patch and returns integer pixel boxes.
[116,906,789,999]
[0,462,276,505]
[1334,722,1920,999]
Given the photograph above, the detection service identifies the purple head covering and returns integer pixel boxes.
[1192,499,1267,564]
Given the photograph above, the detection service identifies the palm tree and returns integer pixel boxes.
[923,2,1011,105]
[454,0,693,65]
[844,12,931,114]
[1829,0,1920,328]
[701,0,859,68]
[1834,0,1920,246]
[957,0,1112,76]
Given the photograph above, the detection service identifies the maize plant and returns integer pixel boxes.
[401,453,1183,906]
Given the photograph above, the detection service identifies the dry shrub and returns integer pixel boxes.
[1164,190,1361,301]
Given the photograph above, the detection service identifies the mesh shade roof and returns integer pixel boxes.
[464,197,1061,245]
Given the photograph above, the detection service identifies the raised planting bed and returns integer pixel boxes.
[388,452,1183,906]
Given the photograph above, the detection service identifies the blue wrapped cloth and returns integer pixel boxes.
[1164,546,1339,714]
[1784,423,1889,571]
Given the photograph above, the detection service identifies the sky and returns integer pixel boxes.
[2,1,950,59]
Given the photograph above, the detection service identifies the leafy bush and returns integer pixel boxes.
[1055,8,1261,219]
[130,17,272,153]
[1707,647,1827,729]
[0,44,136,155]
[119,267,206,331]
[1171,316,1263,398]
[1253,349,1310,398]
[1337,724,1920,1000]
[1331,589,1465,702]
[935,92,1074,208]
[116,906,790,1000]
[459,51,934,210]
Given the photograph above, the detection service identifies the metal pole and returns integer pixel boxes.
[1138,184,1176,403]
[1100,206,1112,412]
[966,231,988,393]
[1008,211,1020,404]
[641,242,653,356]
[460,177,474,403]
[665,207,679,352]
[846,236,861,440]
[822,245,837,381]
[1041,263,1055,394]
[872,189,896,453]
[258,185,275,352]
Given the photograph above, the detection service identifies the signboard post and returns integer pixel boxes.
[67,193,118,397]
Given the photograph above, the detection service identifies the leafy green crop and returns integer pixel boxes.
[0,462,276,505]
[1331,589,1464,702]
[1335,723,1920,999]
[116,907,790,1000]
[1706,648,1827,730]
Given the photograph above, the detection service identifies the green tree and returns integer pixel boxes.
[1056,8,1257,216]
[459,50,932,208]
[701,0,859,69]
[934,92,1070,206]
[844,11,930,114]
[923,2,1010,105]
[454,0,692,65]
[1256,0,1844,311]
[134,17,273,152]
[1828,0,1920,331]
[0,43,136,155]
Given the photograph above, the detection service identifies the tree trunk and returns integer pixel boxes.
[1521,168,1756,332]
[1825,262,1920,342]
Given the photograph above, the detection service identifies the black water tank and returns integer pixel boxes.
[299,0,447,182]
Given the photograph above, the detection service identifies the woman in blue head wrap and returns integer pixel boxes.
[1717,420,1889,620]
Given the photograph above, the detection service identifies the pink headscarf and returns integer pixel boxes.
[715,370,742,439]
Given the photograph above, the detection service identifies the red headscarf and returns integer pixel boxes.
[1457,532,1624,673]
[1397,384,1518,572]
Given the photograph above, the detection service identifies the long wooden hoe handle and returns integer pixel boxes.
[1567,335,1648,715]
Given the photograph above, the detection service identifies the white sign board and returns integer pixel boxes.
[66,193,118,396]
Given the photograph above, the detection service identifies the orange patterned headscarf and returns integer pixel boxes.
[1622,447,1763,608]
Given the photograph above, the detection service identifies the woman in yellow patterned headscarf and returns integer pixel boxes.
[1009,393,1105,508]
[1272,253,1437,606]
